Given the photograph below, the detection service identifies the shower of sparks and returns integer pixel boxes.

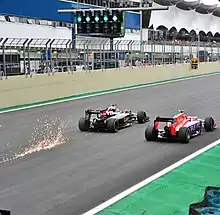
[0,115,70,163]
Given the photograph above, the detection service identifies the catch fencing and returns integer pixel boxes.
[0,36,219,78]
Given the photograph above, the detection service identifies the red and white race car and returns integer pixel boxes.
[145,110,217,143]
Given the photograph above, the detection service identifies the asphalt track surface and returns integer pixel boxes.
[0,75,220,215]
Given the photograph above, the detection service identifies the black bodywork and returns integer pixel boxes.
[78,108,149,133]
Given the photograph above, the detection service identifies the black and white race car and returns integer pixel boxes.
[78,104,149,133]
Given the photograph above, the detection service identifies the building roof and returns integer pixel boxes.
[154,0,220,15]
[150,1,220,35]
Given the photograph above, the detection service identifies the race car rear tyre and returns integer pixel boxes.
[145,125,157,141]
[204,117,215,132]
[137,111,148,123]
[107,118,119,133]
[78,117,90,131]
[178,127,190,144]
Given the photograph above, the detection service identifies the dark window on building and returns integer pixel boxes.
[5,16,10,22]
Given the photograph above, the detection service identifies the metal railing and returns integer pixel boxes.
[0,36,219,79]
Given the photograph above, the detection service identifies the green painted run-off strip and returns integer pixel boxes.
[98,145,220,215]
[1,71,220,113]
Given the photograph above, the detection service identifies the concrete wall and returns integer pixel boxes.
[0,62,219,108]
[0,21,72,39]
[0,21,140,44]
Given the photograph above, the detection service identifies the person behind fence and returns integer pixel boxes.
[0,65,3,76]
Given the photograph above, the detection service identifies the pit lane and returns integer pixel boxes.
[0,74,220,215]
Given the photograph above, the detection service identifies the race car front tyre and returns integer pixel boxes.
[137,111,148,123]
[204,117,215,132]
[178,127,190,144]
[78,117,90,131]
[145,125,157,141]
[107,118,119,133]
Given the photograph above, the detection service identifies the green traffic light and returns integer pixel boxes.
[77,17,82,22]
[113,15,118,22]
[86,16,90,22]
[104,16,108,22]
[95,16,99,22]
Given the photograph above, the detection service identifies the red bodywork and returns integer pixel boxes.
[154,112,198,136]
[100,108,120,118]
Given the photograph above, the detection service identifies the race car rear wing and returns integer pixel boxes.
[154,117,176,130]
[85,109,105,115]
[155,117,175,122]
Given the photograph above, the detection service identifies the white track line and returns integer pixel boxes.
[83,138,220,215]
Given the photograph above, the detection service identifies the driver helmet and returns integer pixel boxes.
[107,104,118,112]
[166,122,171,127]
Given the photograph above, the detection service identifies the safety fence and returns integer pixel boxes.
[0,37,219,78]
